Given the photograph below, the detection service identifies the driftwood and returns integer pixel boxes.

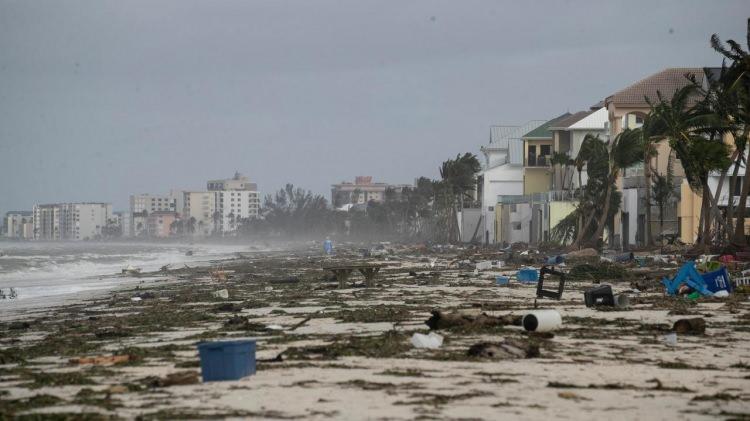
[425,310,521,330]
[69,355,131,365]
[467,339,540,359]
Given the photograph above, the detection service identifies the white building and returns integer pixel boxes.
[207,172,257,192]
[113,211,131,238]
[214,190,261,233]
[129,193,178,236]
[479,121,544,244]
[557,107,608,189]
[33,203,112,240]
[183,191,216,236]
[4,211,33,239]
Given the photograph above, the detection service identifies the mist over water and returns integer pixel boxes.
[0,242,258,312]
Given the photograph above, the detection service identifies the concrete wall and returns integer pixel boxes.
[480,164,523,243]
[524,168,552,195]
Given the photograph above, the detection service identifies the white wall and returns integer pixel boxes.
[481,165,524,243]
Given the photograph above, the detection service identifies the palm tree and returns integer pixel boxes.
[649,84,731,247]
[709,21,750,244]
[569,135,609,248]
[437,153,481,242]
[550,151,574,191]
[652,155,675,245]
[587,128,644,248]
[640,115,659,246]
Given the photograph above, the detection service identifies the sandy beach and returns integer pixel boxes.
[1,243,749,420]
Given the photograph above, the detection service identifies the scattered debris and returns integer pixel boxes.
[672,318,706,335]
[69,355,131,365]
[425,310,520,330]
[467,339,539,359]
[411,332,443,349]
[522,310,562,332]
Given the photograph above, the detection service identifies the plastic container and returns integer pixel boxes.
[411,332,443,349]
[701,266,732,293]
[517,268,539,284]
[584,285,614,307]
[613,294,629,309]
[495,276,509,286]
[522,310,562,332]
[198,340,256,382]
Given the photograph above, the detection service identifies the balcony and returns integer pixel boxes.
[526,155,550,167]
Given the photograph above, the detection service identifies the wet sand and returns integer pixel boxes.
[1,244,749,420]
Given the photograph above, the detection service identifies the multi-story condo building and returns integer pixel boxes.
[4,211,33,239]
[183,191,216,236]
[331,176,411,208]
[207,172,257,192]
[146,211,179,238]
[129,193,178,236]
[33,203,112,240]
[214,190,261,233]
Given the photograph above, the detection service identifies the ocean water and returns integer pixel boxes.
[0,242,254,313]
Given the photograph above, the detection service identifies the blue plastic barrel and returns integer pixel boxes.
[517,268,539,283]
[495,276,509,286]
[198,340,256,382]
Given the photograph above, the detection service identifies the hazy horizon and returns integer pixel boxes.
[1,0,747,213]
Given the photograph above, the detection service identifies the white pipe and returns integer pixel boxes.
[522,310,562,332]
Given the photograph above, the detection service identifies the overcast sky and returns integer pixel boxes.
[0,0,746,212]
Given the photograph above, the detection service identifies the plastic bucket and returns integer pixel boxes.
[517,268,539,284]
[198,340,256,382]
[495,276,509,286]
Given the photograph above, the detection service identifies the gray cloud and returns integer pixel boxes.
[0,0,746,212]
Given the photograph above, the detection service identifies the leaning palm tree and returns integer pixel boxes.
[640,115,659,246]
[652,155,675,245]
[708,21,750,244]
[550,151,573,191]
[586,128,644,248]
[649,84,731,246]
[569,135,609,248]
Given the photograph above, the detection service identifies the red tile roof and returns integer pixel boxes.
[605,68,705,106]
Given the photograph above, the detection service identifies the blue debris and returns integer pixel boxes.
[662,261,727,296]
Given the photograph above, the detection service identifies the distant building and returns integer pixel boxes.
[4,211,33,239]
[207,173,260,234]
[33,203,112,240]
[146,211,179,238]
[207,172,258,191]
[183,191,216,236]
[214,190,261,233]
[112,211,131,238]
[331,176,411,208]
[129,193,178,237]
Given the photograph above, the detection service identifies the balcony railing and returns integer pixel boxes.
[526,155,550,167]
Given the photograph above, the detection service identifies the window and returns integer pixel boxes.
[512,222,522,230]
[540,144,551,156]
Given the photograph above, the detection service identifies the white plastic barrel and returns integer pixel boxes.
[522,309,562,332]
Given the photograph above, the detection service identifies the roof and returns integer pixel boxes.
[490,120,546,144]
[549,111,593,130]
[522,113,572,139]
[567,107,608,130]
[605,68,706,106]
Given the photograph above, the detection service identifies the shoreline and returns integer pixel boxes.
[1,243,748,419]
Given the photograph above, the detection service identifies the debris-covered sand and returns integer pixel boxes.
[1,243,749,420]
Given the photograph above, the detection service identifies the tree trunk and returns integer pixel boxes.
[726,151,743,237]
[732,167,750,246]
[644,154,653,246]
[700,182,714,246]
[587,176,615,248]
